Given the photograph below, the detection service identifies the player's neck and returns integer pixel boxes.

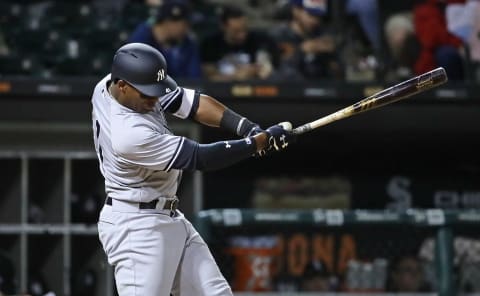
[109,83,137,111]
[108,83,122,103]
[108,83,115,97]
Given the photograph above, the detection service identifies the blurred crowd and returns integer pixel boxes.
[0,0,480,82]
[222,233,480,293]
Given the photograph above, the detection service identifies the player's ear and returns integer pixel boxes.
[117,80,128,93]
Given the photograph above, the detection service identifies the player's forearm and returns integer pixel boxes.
[195,134,266,171]
[193,94,226,127]
[194,94,259,137]
[169,134,267,171]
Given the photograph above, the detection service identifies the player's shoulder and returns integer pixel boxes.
[110,113,156,156]
[92,74,111,98]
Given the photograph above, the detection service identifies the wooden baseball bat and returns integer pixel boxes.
[292,67,448,135]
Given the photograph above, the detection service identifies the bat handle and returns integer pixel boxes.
[292,124,311,135]
[292,110,343,135]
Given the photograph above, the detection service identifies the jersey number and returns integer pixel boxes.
[95,120,104,163]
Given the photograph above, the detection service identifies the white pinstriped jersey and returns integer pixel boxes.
[91,74,195,202]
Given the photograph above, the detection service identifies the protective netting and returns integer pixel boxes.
[418,226,480,293]
[203,222,479,294]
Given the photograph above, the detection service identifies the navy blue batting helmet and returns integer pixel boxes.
[111,43,178,97]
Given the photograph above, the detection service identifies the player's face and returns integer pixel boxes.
[223,16,248,45]
[119,82,158,113]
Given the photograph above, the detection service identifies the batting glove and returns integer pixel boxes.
[244,125,270,157]
[265,122,296,152]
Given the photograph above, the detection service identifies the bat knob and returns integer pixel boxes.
[278,121,293,131]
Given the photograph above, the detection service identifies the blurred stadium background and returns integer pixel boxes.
[0,0,479,295]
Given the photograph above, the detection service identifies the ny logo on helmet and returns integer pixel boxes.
[157,69,165,82]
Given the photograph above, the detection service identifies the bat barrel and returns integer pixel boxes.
[380,67,447,101]
[292,67,448,135]
[357,67,448,112]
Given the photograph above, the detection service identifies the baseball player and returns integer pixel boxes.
[93,43,294,296]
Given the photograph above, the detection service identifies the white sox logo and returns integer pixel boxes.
[157,69,165,82]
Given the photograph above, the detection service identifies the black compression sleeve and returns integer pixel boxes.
[220,109,257,137]
[169,137,257,171]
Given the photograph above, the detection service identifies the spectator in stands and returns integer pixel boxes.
[271,0,342,80]
[471,2,480,64]
[413,0,465,80]
[445,0,480,68]
[345,0,380,51]
[340,0,381,81]
[200,5,278,81]
[203,0,281,30]
[445,0,477,43]
[386,254,431,292]
[145,0,163,6]
[383,12,421,81]
[472,4,480,81]
[128,0,201,79]
[300,260,336,291]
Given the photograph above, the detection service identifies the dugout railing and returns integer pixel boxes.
[196,209,480,296]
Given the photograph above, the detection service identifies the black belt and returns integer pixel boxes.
[106,197,178,211]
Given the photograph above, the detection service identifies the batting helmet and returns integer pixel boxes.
[111,43,178,97]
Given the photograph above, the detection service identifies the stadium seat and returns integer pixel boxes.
[45,3,89,23]
[120,2,155,31]
[0,2,26,26]
[13,29,50,53]
[53,52,111,77]
[53,55,92,76]
[0,55,42,76]
[84,28,122,54]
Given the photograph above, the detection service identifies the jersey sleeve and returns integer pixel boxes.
[159,87,200,119]
[112,123,185,171]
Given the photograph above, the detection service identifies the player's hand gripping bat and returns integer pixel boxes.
[290,67,448,135]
